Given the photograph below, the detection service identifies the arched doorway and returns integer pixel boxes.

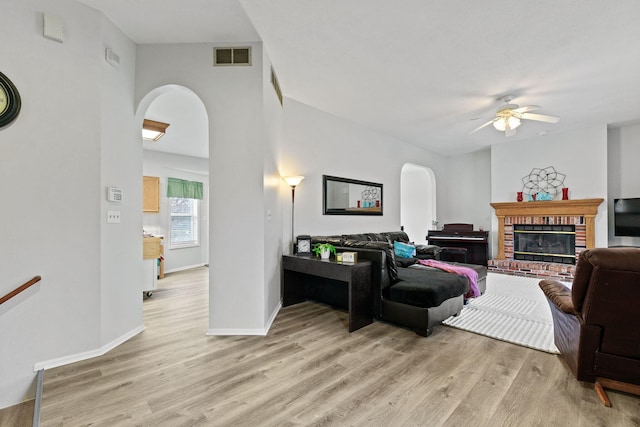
[401,163,436,244]
[136,85,210,312]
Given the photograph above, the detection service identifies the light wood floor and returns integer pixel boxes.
[36,267,639,426]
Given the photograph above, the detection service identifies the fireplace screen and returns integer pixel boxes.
[513,224,576,264]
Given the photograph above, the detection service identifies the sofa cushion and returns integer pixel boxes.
[311,235,345,246]
[342,233,372,242]
[389,268,469,308]
[342,239,399,283]
[415,244,441,257]
[381,231,410,244]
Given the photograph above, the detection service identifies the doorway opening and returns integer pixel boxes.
[137,85,210,316]
[400,163,436,244]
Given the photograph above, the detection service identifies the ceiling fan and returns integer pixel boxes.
[470,95,560,137]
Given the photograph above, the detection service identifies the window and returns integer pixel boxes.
[170,198,199,248]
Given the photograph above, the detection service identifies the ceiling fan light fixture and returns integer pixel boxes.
[493,116,521,132]
[468,96,559,137]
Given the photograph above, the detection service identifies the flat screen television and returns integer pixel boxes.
[614,198,640,237]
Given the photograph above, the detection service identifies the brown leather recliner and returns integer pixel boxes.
[539,247,640,406]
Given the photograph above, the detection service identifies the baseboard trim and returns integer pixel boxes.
[206,302,281,336]
[33,325,145,371]
[33,369,43,427]
[265,301,281,332]
[164,264,207,274]
[206,328,267,336]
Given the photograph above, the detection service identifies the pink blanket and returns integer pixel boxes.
[418,259,480,299]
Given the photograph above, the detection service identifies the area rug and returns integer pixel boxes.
[442,273,565,354]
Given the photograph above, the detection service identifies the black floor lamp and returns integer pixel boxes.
[283,175,304,253]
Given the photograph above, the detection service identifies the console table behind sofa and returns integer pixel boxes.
[282,255,373,332]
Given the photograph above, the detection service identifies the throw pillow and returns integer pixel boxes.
[394,241,416,258]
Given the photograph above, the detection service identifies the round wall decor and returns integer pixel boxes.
[0,71,21,128]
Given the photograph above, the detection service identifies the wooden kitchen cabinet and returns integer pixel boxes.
[143,176,160,213]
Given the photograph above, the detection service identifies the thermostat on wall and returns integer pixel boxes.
[107,186,123,202]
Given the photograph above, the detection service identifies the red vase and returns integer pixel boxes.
[517,191,523,202]
[562,187,569,200]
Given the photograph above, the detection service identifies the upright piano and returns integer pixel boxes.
[427,223,489,266]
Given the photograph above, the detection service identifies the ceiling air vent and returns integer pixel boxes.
[214,47,252,66]
[271,67,283,106]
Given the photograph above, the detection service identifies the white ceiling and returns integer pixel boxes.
[79,0,640,157]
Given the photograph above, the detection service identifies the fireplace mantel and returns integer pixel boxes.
[491,198,604,217]
[491,198,604,259]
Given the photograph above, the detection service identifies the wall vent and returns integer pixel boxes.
[271,67,283,106]
[213,47,252,66]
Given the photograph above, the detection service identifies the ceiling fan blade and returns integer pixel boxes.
[513,105,540,113]
[521,112,560,123]
[469,119,496,134]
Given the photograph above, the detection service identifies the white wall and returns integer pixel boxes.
[99,7,143,354]
[441,149,492,231]
[0,0,142,408]
[262,49,286,325]
[607,124,640,247]
[143,150,209,272]
[490,125,609,256]
[280,99,449,239]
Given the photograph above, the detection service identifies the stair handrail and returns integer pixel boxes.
[0,276,42,306]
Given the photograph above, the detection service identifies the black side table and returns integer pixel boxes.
[282,255,373,332]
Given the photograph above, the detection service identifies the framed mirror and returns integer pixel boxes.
[323,175,383,215]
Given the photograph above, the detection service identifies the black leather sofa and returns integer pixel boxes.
[310,231,487,336]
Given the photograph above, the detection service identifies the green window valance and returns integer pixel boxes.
[167,177,204,200]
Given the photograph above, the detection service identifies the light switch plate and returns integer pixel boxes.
[107,211,121,224]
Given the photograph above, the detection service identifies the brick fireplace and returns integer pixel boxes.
[489,198,604,280]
